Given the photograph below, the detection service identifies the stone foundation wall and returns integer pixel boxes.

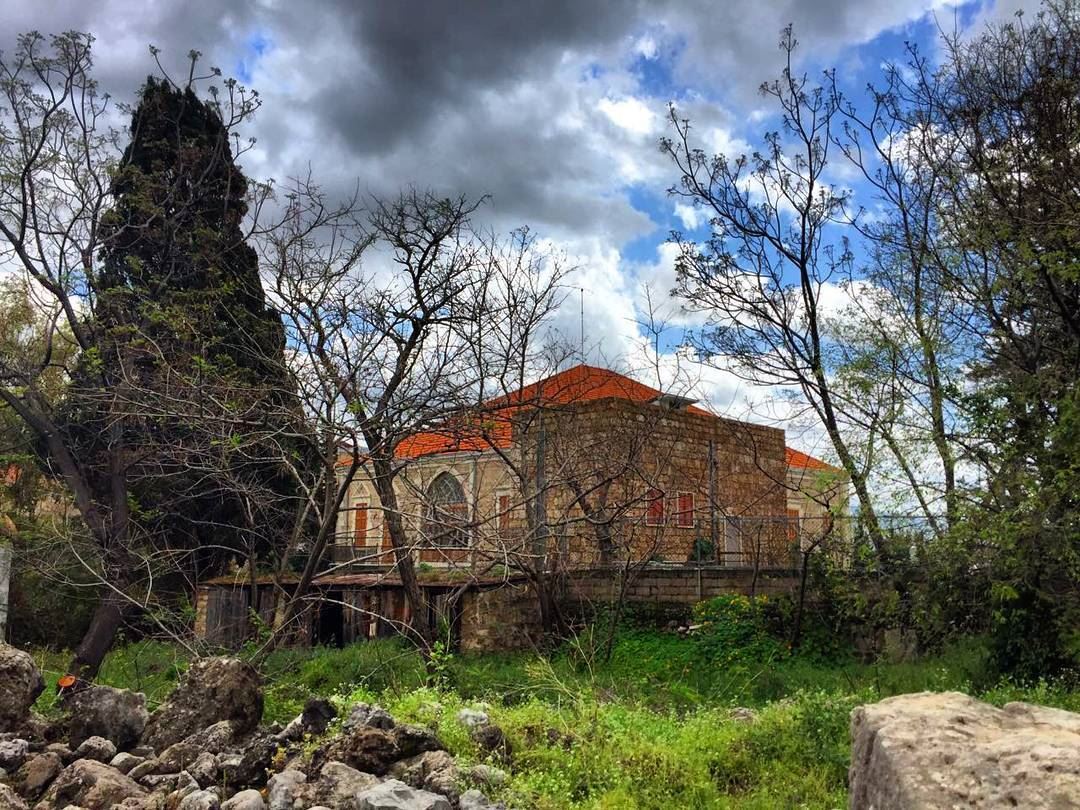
[458,583,545,652]
[566,565,800,605]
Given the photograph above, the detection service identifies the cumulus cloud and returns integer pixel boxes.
[0,0,963,443]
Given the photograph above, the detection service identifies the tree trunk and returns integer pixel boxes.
[69,588,127,679]
[371,457,433,653]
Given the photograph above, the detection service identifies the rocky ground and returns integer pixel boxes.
[0,643,509,810]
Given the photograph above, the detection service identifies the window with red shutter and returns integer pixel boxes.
[645,488,665,526]
[498,494,511,532]
[676,493,694,528]
[353,503,368,546]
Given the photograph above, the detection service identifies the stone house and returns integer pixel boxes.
[195,364,848,650]
[333,364,846,572]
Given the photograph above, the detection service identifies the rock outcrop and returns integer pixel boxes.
[849,691,1080,809]
[65,686,148,751]
[142,658,263,751]
[0,650,508,810]
[34,759,146,810]
[0,644,44,731]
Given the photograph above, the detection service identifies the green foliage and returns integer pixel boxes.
[26,626,1080,808]
[692,594,788,667]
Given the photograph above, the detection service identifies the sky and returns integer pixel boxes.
[0,0,1038,456]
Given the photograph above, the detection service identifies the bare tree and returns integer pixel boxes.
[661,27,886,552]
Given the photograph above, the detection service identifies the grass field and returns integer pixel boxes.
[27,625,1080,809]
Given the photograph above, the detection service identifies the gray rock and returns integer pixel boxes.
[177,788,220,810]
[315,726,399,776]
[0,738,29,770]
[217,730,277,788]
[109,752,144,775]
[142,659,262,751]
[187,752,218,788]
[459,790,506,810]
[0,644,44,732]
[15,751,62,800]
[157,721,237,774]
[456,709,489,728]
[390,750,458,800]
[391,725,443,760]
[849,691,1080,809]
[35,759,147,810]
[65,686,148,751]
[355,779,452,810]
[126,758,159,782]
[266,768,306,810]
[0,783,28,810]
[44,743,73,763]
[276,698,336,743]
[304,761,379,809]
[221,789,265,810]
[72,736,117,764]
[343,703,394,732]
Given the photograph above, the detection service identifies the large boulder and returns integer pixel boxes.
[849,691,1080,809]
[355,779,452,810]
[142,658,262,751]
[33,759,147,810]
[65,686,148,751]
[0,644,44,731]
[315,726,399,776]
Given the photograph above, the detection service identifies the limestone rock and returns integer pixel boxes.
[342,704,394,733]
[142,659,262,751]
[220,789,264,810]
[0,644,44,732]
[304,761,379,809]
[34,759,147,810]
[849,691,1080,809]
[65,686,148,751]
[109,752,144,775]
[15,752,63,801]
[355,779,452,810]
[157,721,237,774]
[0,783,29,810]
[390,750,459,800]
[317,726,399,776]
[456,709,488,728]
[176,788,220,810]
[390,725,442,761]
[276,698,336,743]
[0,738,29,770]
[71,736,116,764]
[266,768,306,810]
[459,790,506,810]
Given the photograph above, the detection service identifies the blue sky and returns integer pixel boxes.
[0,0,1031,451]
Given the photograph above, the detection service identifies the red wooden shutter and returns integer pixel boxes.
[677,493,694,528]
[645,489,664,526]
[353,504,368,546]
[498,494,511,532]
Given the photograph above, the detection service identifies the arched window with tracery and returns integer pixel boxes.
[423,472,469,547]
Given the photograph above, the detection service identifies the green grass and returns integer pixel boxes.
[27,630,1080,809]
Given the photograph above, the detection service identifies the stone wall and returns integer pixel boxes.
[566,565,800,605]
[458,583,545,652]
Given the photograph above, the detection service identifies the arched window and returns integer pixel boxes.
[423,472,469,547]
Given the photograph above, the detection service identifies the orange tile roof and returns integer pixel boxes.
[394,364,710,459]
[785,447,839,472]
